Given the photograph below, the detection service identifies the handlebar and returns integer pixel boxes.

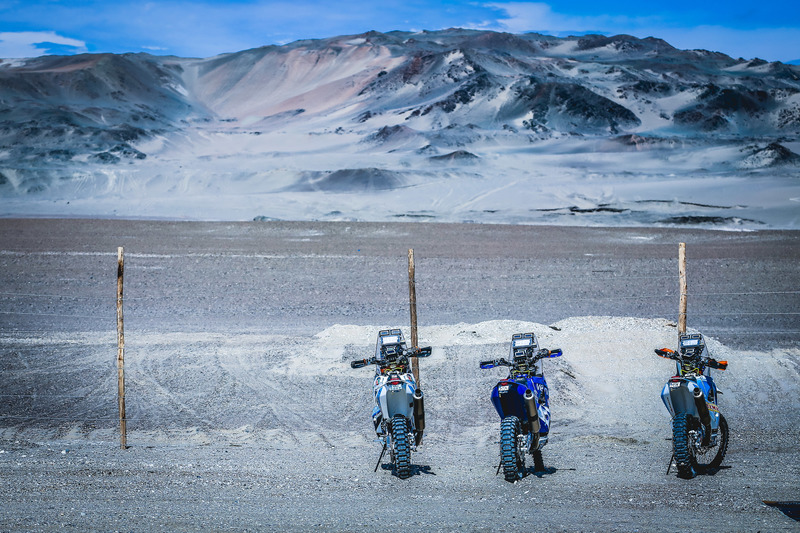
[654,348,727,371]
[350,345,432,369]
[655,348,677,359]
[479,357,509,369]
[411,346,432,357]
[479,348,562,369]
[707,358,728,370]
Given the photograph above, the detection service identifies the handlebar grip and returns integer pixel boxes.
[709,359,728,370]
[479,360,496,369]
[655,348,676,358]
[547,348,563,357]
[350,359,368,369]
[414,346,432,357]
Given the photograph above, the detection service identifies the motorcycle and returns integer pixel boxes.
[655,332,729,479]
[480,332,562,481]
[350,329,431,479]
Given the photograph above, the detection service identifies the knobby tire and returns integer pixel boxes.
[500,416,524,482]
[697,412,728,473]
[391,415,412,479]
[672,412,696,479]
[673,411,729,478]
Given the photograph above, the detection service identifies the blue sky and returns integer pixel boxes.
[1,0,798,63]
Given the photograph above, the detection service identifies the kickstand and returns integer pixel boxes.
[375,443,387,472]
[495,459,502,476]
[666,454,674,475]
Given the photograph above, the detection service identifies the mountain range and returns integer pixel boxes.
[1,29,798,226]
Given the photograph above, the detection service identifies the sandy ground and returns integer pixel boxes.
[1,219,799,531]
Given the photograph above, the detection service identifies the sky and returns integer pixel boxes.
[0,0,798,63]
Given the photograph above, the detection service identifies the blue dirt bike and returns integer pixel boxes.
[350,329,431,479]
[480,332,563,481]
[655,333,729,479]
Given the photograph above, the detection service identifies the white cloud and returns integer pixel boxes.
[0,31,87,58]
[485,2,656,35]
[484,2,800,62]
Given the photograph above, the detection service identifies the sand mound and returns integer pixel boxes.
[2,316,797,448]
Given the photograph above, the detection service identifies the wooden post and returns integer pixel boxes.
[408,248,420,385]
[678,242,687,335]
[116,247,127,449]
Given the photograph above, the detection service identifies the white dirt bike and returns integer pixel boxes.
[350,329,431,479]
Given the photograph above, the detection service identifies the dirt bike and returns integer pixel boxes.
[480,332,563,482]
[350,329,431,479]
[655,332,729,479]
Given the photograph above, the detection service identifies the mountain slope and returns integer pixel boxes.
[1,29,799,226]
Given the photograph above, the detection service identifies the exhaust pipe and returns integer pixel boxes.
[413,389,425,445]
[692,385,712,446]
[524,389,541,450]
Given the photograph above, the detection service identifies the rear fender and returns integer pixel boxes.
[663,379,719,430]
[378,382,415,422]
[669,385,698,417]
[491,380,528,424]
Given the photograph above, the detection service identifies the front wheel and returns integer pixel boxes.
[500,416,525,482]
[391,415,412,479]
[695,413,728,473]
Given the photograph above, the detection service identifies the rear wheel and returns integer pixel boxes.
[673,412,729,478]
[391,415,411,479]
[500,416,525,482]
[672,412,696,478]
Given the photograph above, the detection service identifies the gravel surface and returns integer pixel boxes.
[1,219,799,531]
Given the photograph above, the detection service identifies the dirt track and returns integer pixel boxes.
[1,220,799,531]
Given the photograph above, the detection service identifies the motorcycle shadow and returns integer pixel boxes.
[668,463,731,478]
[380,463,436,478]
[698,464,732,477]
[525,466,558,479]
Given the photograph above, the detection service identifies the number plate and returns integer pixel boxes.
[669,381,681,389]
[498,385,509,393]
[388,384,402,391]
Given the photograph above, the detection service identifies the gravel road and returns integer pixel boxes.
[1,219,798,531]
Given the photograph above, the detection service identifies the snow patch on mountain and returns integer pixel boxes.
[0,29,799,227]
[739,142,800,169]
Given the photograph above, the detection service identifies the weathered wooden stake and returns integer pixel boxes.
[116,246,127,449]
[678,242,687,335]
[408,248,420,385]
